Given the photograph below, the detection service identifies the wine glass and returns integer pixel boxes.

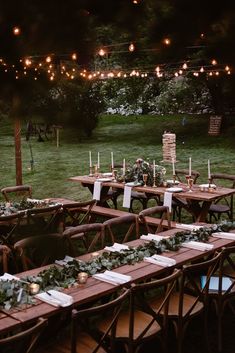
[143,174,148,187]
[188,178,194,192]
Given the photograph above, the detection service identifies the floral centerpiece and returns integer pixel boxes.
[118,158,166,186]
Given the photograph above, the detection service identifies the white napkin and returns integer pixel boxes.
[144,254,176,267]
[123,185,132,208]
[140,234,169,242]
[0,273,19,281]
[163,191,172,212]
[104,243,129,252]
[182,241,214,251]
[93,270,132,286]
[212,232,235,240]
[55,255,74,266]
[93,181,102,201]
[175,224,203,231]
[35,290,73,307]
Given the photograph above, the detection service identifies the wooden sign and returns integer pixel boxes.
[208,115,222,136]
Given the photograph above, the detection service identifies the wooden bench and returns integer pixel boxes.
[80,205,176,230]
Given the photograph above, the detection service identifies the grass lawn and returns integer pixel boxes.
[0,113,235,206]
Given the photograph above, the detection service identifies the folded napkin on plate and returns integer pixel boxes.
[93,270,132,286]
[140,234,169,242]
[144,254,176,267]
[104,243,129,252]
[0,273,19,281]
[123,185,132,208]
[175,224,203,231]
[35,290,73,307]
[212,232,235,240]
[182,241,214,251]
[93,181,102,201]
[55,255,74,266]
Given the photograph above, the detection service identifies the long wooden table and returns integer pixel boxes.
[69,175,235,222]
[1,227,235,334]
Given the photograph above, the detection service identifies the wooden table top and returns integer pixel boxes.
[69,175,235,202]
[1,226,235,334]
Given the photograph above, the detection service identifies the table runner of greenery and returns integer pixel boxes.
[0,199,60,216]
[1,221,235,310]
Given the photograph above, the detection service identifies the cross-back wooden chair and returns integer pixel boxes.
[62,199,96,229]
[0,244,11,274]
[138,205,172,234]
[0,317,47,353]
[0,211,26,246]
[103,214,139,244]
[35,288,130,353]
[1,185,32,202]
[208,173,235,222]
[150,252,221,353]
[97,269,181,353]
[207,245,235,352]
[14,233,68,271]
[63,223,104,256]
[26,203,63,234]
[172,169,200,222]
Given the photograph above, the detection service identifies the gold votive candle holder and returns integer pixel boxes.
[29,283,40,295]
[78,272,88,284]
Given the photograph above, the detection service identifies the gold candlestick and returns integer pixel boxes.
[153,176,157,187]
[89,166,93,176]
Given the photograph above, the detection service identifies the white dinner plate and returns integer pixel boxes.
[96,178,113,182]
[166,179,179,185]
[167,187,183,192]
[102,173,113,177]
[199,184,216,188]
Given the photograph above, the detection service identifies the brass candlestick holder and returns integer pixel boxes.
[89,166,93,176]
[112,169,118,182]
[172,174,176,185]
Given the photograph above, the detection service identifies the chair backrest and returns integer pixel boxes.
[103,214,139,244]
[0,317,47,353]
[124,269,182,350]
[62,199,96,229]
[179,251,221,320]
[26,203,63,233]
[0,211,26,246]
[215,245,235,297]
[71,288,130,353]
[1,185,32,202]
[14,233,67,271]
[210,173,235,189]
[0,245,11,274]
[63,223,104,255]
[138,205,172,234]
[175,169,200,184]
[210,173,235,219]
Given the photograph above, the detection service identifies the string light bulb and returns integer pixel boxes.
[98,48,106,56]
[211,59,217,65]
[13,26,21,36]
[46,56,52,63]
[129,43,135,52]
[72,53,77,60]
[163,38,171,46]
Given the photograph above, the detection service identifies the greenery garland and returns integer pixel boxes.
[1,220,235,309]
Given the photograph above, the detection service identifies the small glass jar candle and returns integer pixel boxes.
[78,272,88,284]
[29,283,40,295]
